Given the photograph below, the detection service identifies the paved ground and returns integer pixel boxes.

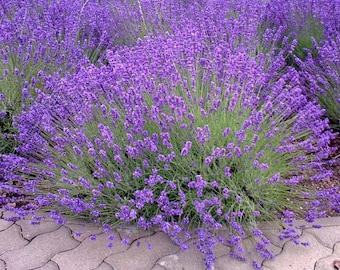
[0,208,340,270]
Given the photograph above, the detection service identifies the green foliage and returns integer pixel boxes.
[0,107,18,154]
[0,61,25,154]
[314,73,340,130]
[30,62,314,232]
[293,15,324,61]
[256,13,324,66]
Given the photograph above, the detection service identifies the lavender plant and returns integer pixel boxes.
[296,31,340,130]
[109,0,207,46]
[258,0,340,130]
[0,0,127,155]
[2,23,336,268]
[0,0,81,155]
[0,1,338,269]
[259,0,338,63]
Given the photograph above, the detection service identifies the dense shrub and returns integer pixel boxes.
[0,0,87,156]
[0,0,214,156]
[3,31,336,269]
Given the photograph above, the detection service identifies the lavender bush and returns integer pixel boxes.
[4,34,337,270]
[259,0,340,128]
[292,0,339,129]
[0,0,339,269]
[259,0,339,64]
[0,0,144,153]
[0,0,85,155]
[296,31,340,130]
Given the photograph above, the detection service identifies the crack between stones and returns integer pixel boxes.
[0,258,7,270]
[67,228,91,243]
[303,231,333,251]
[68,230,131,267]
[116,228,156,242]
[0,223,30,256]
[152,254,174,270]
[19,226,80,270]
[0,220,14,232]
[148,239,186,270]
[262,238,288,269]
[151,261,167,270]
[15,221,62,241]
[120,230,157,247]
[90,261,114,270]
[30,260,61,270]
[46,226,82,262]
[318,240,340,261]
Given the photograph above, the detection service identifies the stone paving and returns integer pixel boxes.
[1,207,340,270]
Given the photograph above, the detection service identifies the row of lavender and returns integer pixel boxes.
[0,0,339,269]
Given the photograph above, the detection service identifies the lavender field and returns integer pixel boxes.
[0,0,339,269]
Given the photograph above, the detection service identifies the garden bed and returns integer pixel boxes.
[1,1,340,269]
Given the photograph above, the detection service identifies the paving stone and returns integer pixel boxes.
[0,226,78,270]
[258,222,302,248]
[263,231,332,270]
[215,255,258,270]
[216,225,287,249]
[157,240,205,270]
[157,238,231,270]
[64,221,104,241]
[214,240,232,258]
[116,225,155,244]
[105,231,180,270]
[16,219,61,240]
[95,262,114,270]
[257,221,284,232]
[257,221,289,249]
[261,229,287,249]
[260,225,303,249]
[245,236,281,260]
[0,259,6,270]
[293,216,340,229]
[216,227,252,241]
[52,232,127,270]
[1,210,21,220]
[315,242,340,270]
[34,260,60,270]
[151,265,167,270]
[214,235,281,270]
[304,226,340,249]
[0,218,13,231]
[0,224,28,254]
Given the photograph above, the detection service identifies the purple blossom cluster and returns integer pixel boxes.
[260,0,340,119]
[261,0,339,39]
[1,1,340,269]
[296,31,340,124]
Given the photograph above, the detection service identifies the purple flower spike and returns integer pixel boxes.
[224,167,232,178]
[181,147,189,156]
